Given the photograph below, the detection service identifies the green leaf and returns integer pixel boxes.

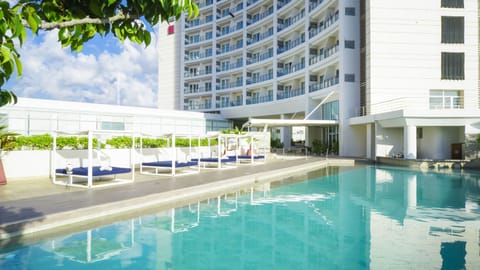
[13,53,22,77]
[26,14,38,33]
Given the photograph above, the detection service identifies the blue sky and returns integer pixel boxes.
[4,27,160,108]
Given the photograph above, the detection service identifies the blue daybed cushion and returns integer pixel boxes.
[142,161,198,167]
[192,157,233,163]
[235,155,265,159]
[56,166,131,176]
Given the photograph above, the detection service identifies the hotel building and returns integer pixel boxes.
[158,0,480,160]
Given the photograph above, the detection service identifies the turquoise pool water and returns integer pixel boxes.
[1,165,480,269]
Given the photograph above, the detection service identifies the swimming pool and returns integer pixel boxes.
[1,165,479,269]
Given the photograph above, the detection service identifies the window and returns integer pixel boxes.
[101,121,125,131]
[344,74,355,82]
[442,17,464,43]
[345,7,355,16]
[441,0,464,8]
[344,40,355,49]
[441,52,464,80]
[429,90,464,109]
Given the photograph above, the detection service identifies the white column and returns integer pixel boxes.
[404,125,417,159]
[404,174,417,208]
[280,114,292,150]
[366,123,373,159]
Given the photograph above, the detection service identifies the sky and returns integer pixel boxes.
[4,27,160,108]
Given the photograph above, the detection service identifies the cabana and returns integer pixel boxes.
[232,132,268,164]
[52,130,135,189]
[139,133,200,176]
[192,132,239,169]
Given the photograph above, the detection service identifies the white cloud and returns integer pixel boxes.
[7,30,159,107]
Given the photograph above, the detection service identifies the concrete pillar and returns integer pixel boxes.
[404,125,417,159]
[366,123,373,159]
[280,114,292,150]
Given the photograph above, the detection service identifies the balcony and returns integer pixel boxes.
[217,3,244,20]
[185,35,213,46]
[217,62,243,73]
[247,6,274,26]
[184,69,212,79]
[185,102,212,111]
[278,35,305,54]
[185,16,214,29]
[247,73,273,85]
[247,50,273,65]
[247,0,261,7]
[197,0,213,9]
[278,9,305,32]
[247,28,274,46]
[246,94,274,105]
[217,99,243,108]
[277,0,293,10]
[216,81,243,91]
[278,62,305,77]
[217,43,243,55]
[309,11,339,39]
[184,86,212,95]
[277,87,305,100]
[217,22,243,38]
[309,77,339,93]
[309,44,339,65]
[184,51,213,62]
[309,0,325,12]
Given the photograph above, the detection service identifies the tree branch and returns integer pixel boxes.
[23,12,139,30]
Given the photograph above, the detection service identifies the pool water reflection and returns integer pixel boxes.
[1,165,479,269]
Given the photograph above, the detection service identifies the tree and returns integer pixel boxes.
[0,0,198,106]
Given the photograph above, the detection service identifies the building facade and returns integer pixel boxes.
[158,0,480,160]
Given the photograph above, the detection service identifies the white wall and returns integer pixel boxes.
[375,125,403,157]
[417,126,463,159]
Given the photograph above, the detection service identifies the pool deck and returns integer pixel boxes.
[0,156,355,241]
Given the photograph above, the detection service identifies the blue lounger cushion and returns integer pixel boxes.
[142,161,198,167]
[235,155,265,159]
[192,157,234,163]
[56,166,131,176]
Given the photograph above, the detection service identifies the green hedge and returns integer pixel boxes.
[12,134,217,150]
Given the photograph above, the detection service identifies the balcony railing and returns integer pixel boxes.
[246,94,274,105]
[278,35,305,54]
[197,0,213,9]
[309,77,339,93]
[184,70,212,78]
[277,87,305,100]
[277,0,292,10]
[217,99,243,108]
[184,51,212,62]
[247,7,274,26]
[247,50,273,65]
[216,81,243,90]
[247,73,273,85]
[185,35,213,46]
[217,62,243,72]
[185,102,212,111]
[309,44,339,65]
[247,28,274,46]
[309,11,339,39]
[217,43,243,55]
[186,16,214,29]
[217,23,243,38]
[278,9,305,32]
[184,86,212,95]
[309,0,325,12]
[247,0,261,7]
[278,62,305,77]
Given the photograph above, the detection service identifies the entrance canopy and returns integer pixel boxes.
[242,118,338,131]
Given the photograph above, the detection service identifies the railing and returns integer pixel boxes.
[278,9,305,32]
[277,0,292,10]
[184,69,212,78]
[309,44,339,65]
[185,102,212,110]
[185,16,214,29]
[217,43,243,55]
[278,35,305,54]
[247,28,274,46]
[246,94,274,105]
[277,87,305,100]
[309,11,339,39]
[216,81,243,90]
[278,62,305,77]
[185,35,212,46]
[247,0,261,7]
[247,73,273,85]
[197,0,213,9]
[309,0,325,12]
[247,50,273,65]
[247,7,274,26]
[184,86,212,95]
[217,62,243,72]
[217,99,243,108]
[309,77,339,93]
[184,51,213,61]
[216,22,243,37]
[217,4,244,20]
